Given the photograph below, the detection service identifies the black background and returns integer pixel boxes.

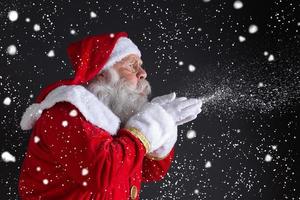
[0,0,299,199]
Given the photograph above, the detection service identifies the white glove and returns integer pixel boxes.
[124,102,177,153]
[146,92,203,159]
[153,93,202,126]
[151,92,177,105]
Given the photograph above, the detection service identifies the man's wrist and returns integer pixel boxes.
[124,127,151,154]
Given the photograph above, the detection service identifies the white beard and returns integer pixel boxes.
[85,68,152,126]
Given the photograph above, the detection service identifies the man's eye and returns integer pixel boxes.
[126,63,138,72]
[128,63,134,68]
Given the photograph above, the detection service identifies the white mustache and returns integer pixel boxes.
[136,79,151,95]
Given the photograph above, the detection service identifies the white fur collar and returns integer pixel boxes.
[20,85,121,135]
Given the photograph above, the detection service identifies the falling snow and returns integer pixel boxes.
[34,136,40,143]
[36,166,41,171]
[233,1,244,10]
[178,61,184,66]
[188,64,196,72]
[7,10,18,22]
[205,161,212,168]
[271,145,277,150]
[70,29,76,35]
[186,129,197,139]
[0,0,298,199]
[268,54,275,61]
[238,35,246,42]
[264,154,273,162]
[90,11,97,18]
[42,179,49,185]
[1,151,16,162]
[33,24,41,31]
[248,24,258,34]
[81,168,89,176]
[69,109,78,117]
[3,97,11,105]
[47,50,55,57]
[62,120,68,127]
[257,82,264,88]
[6,45,17,55]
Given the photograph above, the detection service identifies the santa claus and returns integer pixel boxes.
[18,32,202,200]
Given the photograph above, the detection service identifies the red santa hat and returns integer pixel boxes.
[35,31,141,104]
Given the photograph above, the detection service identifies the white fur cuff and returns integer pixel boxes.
[125,102,177,153]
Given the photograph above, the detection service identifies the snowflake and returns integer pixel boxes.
[186,130,197,139]
[233,1,243,9]
[264,154,272,162]
[8,10,18,22]
[3,97,12,105]
[248,24,258,34]
[62,120,68,127]
[6,45,17,55]
[69,109,78,117]
[205,161,212,168]
[34,136,40,143]
[33,24,41,31]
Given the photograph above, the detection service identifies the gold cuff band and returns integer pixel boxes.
[146,151,170,161]
[125,127,151,154]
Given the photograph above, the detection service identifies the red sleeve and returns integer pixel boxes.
[141,147,175,183]
[35,102,147,193]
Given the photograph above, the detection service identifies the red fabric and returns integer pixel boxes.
[35,31,128,104]
[18,102,175,200]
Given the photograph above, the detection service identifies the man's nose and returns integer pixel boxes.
[137,67,147,79]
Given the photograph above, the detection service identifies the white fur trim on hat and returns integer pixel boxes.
[101,37,141,71]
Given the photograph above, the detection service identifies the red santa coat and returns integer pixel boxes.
[18,85,175,200]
